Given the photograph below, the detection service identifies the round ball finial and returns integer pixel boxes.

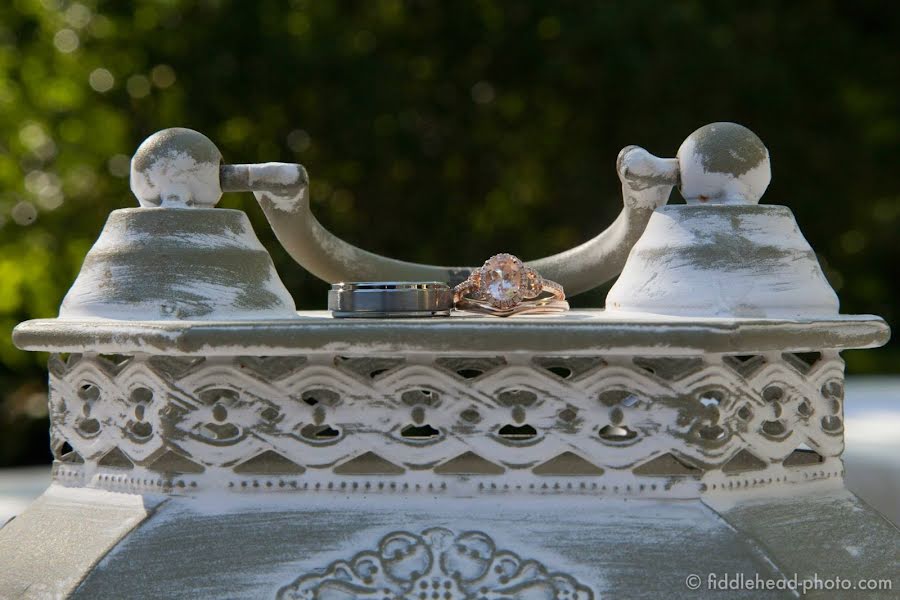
[677,122,771,205]
[130,128,223,208]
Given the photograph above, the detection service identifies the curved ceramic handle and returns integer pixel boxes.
[129,128,679,296]
[232,148,677,295]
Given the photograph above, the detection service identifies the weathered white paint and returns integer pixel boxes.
[248,163,307,212]
[47,488,900,600]
[44,349,847,501]
[247,162,305,187]
[677,122,771,204]
[607,206,841,318]
[58,208,299,321]
[677,147,770,204]
[13,309,890,357]
[130,129,223,208]
[4,122,897,599]
[62,493,764,599]
[132,150,222,208]
[616,145,679,209]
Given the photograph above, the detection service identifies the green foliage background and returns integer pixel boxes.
[1,0,898,466]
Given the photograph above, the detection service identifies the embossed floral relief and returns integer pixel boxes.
[276,528,594,600]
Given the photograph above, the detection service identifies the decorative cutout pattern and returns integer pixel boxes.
[275,528,594,600]
[46,351,845,490]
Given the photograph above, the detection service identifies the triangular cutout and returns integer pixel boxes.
[334,452,404,475]
[632,357,704,380]
[234,450,305,475]
[96,354,133,375]
[434,451,505,475]
[781,352,822,375]
[148,450,205,474]
[633,453,702,477]
[722,354,766,376]
[97,446,134,470]
[147,356,206,380]
[235,356,308,380]
[783,447,825,467]
[533,452,604,476]
[55,441,84,464]
[60,451,84,464]
[722,449,767,473]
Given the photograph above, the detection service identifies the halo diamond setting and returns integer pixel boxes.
[454,253,567,316]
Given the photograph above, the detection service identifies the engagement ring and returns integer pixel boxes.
[453,253,568,317]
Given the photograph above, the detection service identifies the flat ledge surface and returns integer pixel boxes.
[12,309,889,355]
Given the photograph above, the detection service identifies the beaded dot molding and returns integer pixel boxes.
[46,350,845,496]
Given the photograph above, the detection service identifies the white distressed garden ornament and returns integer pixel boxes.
[1,123,896,599]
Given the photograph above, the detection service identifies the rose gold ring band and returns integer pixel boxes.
[452,279,566,305]
[454,294,569,317]
[452,253,569,317]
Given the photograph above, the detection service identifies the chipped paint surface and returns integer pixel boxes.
[708,485,900,598]
[59,208,298,321]
[616,144,679,207]
[33,490,892,600]
[677,122,771,204]
[43,349,850,499]
[12,309,890,355]
[130,128,222,208]
[69,494,764,599]
[249,163,308,212]
[247,162,305,188]
[607,206,840,318]
[5,122,898,599]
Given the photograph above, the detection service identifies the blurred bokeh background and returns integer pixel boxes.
[0,1,898,468]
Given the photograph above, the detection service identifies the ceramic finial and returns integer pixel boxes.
[677,122,771,205]
[130,128,223,208]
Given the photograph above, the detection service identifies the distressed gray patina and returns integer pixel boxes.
[13,310,890,356]
[59,208,298,321]
[2,123,896,599]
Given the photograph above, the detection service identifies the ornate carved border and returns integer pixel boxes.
[46,350,845,496]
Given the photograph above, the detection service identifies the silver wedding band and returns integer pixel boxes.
[328,282,453,318]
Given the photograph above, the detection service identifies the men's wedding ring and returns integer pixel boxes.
[329,282,453,318]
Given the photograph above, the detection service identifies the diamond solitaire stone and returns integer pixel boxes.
[481,254,524,307]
